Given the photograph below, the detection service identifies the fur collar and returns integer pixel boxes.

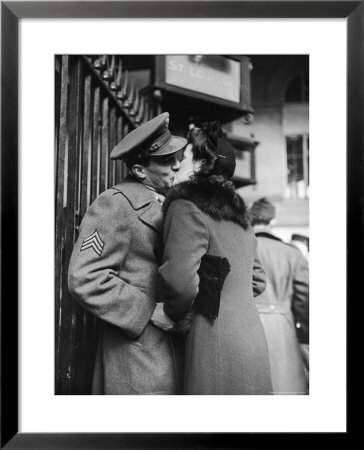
[163,179,250,229]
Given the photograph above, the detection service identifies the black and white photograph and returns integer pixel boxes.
[55,54,309,396]
[1,3,354,443]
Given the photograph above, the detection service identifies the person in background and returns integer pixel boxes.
[159,122,272,395]
[250,198,309,395]
[290,233,310,386]
[291,233,309,263]
[68,112,187,395]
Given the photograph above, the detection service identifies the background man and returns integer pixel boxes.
[291,233,309,266]
[68,113,186,394]
[290,232,310,382]
[250,197,309,394]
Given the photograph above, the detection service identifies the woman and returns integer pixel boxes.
[158,123,272,395]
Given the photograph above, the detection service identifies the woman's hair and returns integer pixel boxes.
[187,121,221,176]
[187,121,236,195]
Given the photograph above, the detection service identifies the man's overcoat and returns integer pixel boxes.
[68,177,177,394]
[255,232,309,394]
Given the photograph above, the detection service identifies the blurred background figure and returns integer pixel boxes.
[250,198,309,394]
[291,233,309,263]
[290,233,310,385]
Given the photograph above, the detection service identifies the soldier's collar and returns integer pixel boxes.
[255,231,283,242]
[112,177,156,210]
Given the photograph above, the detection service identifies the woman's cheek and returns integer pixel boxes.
[174,168,188,184]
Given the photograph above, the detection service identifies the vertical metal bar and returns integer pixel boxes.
[116,115,123,184]
[55,55,69,395]
[101,96,109,192]
[97,122,102,196]
[112,161,116,188]
[82,73,93,210]
[122,122,130,179]
[92,86,101,200]
[55,56,62,189]
[68,59,85,396]
[110,106,117,187]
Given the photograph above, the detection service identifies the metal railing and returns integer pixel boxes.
[55,55,151,394]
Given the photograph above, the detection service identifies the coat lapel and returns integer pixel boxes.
[112,177,153,210]
[112,176,163,233]
[138,201,163,233]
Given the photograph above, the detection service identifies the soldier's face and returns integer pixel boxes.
[142,153,181,193]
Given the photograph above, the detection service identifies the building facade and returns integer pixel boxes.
[230,55,309,241]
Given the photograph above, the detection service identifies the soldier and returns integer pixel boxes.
[68,112,187,394]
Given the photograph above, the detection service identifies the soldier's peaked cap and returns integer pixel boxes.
[110,112,187,161]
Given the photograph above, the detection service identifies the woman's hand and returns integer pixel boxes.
[150,302,175,331]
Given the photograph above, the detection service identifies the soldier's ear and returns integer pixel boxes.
[131,164,146,180]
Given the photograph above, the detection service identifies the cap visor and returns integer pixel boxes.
[151,136,188,156]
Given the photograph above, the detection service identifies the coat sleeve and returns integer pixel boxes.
[159,200,209,321]
[291,253,309,343]
[67,191,154,339]
[252,238,266,297]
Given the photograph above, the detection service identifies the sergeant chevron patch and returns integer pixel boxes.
[80,229,104,256]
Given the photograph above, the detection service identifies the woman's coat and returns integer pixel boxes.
[255,231,309,394]
[159,181,273,395]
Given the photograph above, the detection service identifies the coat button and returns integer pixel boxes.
[270,305,275,310]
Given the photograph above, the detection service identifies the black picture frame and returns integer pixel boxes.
[1,1,360,448]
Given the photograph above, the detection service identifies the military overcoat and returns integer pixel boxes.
[68,177,177,394]
[159,181,273,395]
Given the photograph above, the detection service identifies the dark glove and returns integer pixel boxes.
[193,254,231,320]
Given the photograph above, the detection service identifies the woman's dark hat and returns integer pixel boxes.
[110,112,187,161]
[214,137,236,179]
[201,121,236,179]
[250,197,276,223]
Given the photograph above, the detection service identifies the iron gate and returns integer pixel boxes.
[55,55,154,394]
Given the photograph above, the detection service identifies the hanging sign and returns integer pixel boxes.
[165,55,241,103]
